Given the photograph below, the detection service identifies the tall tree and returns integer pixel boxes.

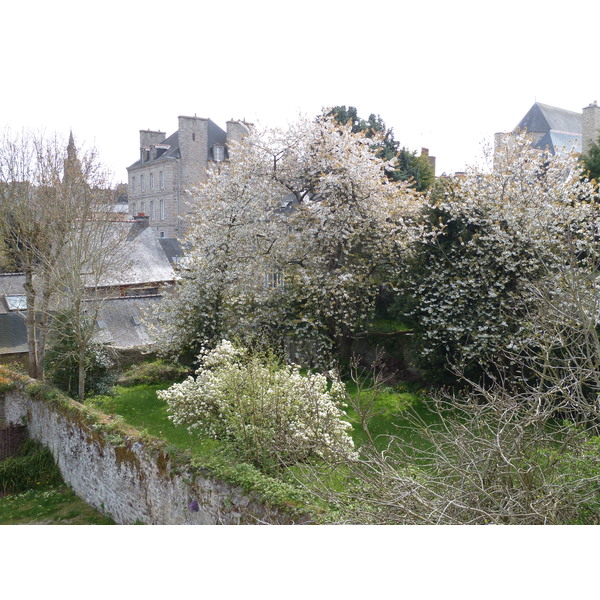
[327,105,435,191]
[397,132,600,381]
[0,128,121,384]
[151,115,419,365]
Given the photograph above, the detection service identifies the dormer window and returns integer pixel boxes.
[212,144,225,162]
[6,295,27,311]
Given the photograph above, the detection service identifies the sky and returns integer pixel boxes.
[2,0,599,184]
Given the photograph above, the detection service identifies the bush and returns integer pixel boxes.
[158,340,357,472]
[117,360,190,387]
[43,311,116,398]
[0,439,62,495]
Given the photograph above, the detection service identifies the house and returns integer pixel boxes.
[0,216,178,364]
[495,100,600,158]
[127,116,251,239]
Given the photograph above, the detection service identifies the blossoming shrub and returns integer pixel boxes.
[158,340,357,471]
[399,133,600,381]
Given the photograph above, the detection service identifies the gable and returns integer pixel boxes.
[516,102,582,135]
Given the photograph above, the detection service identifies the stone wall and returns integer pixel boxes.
[0,384,308,525]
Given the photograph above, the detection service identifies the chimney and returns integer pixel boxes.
[582,101,600,155]
[140,130,166,148]
[226,120,252,150]
[132,214,150,228]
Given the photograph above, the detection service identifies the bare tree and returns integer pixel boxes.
[0,128,124,390]
[298,290,600,525]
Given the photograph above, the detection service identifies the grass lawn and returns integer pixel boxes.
[88,383,220,460]
[91,376,434,460]
[0,486,115,525]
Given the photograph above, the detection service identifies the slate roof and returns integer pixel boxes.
[0,312,28,355]
[93,296,163,349]
[535,130,582,155]
[516,102,582,136]
[514,102,582,155]
[0,295,164,355]
[127,119,228,170]
[157,237,186,267]
[0,274,27,315]
[98,221,176,288]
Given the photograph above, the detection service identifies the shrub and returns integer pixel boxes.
[43,311,116,398]
[117,360,190,387]
[0,439,62,495]
[158,340,357,472]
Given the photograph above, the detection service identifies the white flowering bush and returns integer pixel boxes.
[151,115,419,366]
[158,340,357,471]
[399,133,600,380]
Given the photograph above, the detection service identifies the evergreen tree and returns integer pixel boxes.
[327,106,435,191]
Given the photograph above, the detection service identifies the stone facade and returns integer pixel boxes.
[127,116,251,239]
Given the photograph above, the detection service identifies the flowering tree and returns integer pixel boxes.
[152,115,419,365]
[158,340,356,471]
[399,133,600,380]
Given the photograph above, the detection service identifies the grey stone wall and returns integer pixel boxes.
[583,102,600,155]
[0,386,307,525]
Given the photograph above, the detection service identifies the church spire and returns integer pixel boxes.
[67,129,77,162]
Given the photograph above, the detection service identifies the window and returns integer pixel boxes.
[213,145,225,162]
[140,174,145,192]
[141,201,145,214]
[160,199,165,220]
[159,231,165,238]
[150,200,155,220]
[131,202,136,216]
[150,172,154,190]
[159,171,164,189]
[6,295,27,310]
[265,271,284,290]
[131,176,136,194]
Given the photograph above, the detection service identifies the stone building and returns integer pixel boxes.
[495,102,582,158]
[495,100,600,159]
[127,116,251,238]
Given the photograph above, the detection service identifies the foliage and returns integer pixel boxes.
[150,114,419,366]
[581,134,600,184]
[117,359,190,387]
[398,133,600,381]
[0,439,62,495]
[43,310,115,399]
[0,486,115,524]
[327,105,435,191]
[158,340,357,472]
[302,372,600,525]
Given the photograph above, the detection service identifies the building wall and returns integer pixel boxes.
[127,116,249,239]
[129,160,179,237]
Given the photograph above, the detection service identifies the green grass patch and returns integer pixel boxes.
[367,317,412,333]
[0,486,115,524]
[117,360,191,387]
[0,440,62,495]
[343,378,440,455]
[88,383,219,459]
[0,439,114,524]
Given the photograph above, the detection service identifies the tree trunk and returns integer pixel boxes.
[78,345,86,402]
[23,268,39,378]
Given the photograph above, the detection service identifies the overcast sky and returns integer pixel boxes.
[3,0,598,183]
